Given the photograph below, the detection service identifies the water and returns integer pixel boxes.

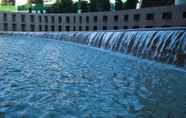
[7,29,186,67]
[0,35,186,118]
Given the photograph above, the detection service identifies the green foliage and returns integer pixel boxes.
[89,0,110,12]
[115,0,124,11]
[0,0,7,5]
[80,1,90,12]
[73,1,90,13]
[46,0,139,13]
[27,0,33,13]
[141,0,175,8]
[34,0,44,13]
[123,0,138,9]
[0,5,16,12]
[47,0,74,13]
[35,0,44,5]
[48,0,111,13]
[0,0,15,5]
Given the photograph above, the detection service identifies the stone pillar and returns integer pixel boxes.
[175,0,186,5]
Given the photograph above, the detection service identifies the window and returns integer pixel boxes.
[183,12,186,18]
[114,15,119,22]
[113,26,118,30]
[133,26,139,29]
[94,16,98,23]
[162,25,171,27]
[39,25,42,31]
[162,12,172,20]
[58,16,62,23]
[86,16,89,23]
[124,15,129,22]
[3,13,7,21]
[145,26,153,28]
[58,25,62,31]
[21,14,25,22]
[66,16,70,23]
[12,14,16,22]
[123,26,128,29]
[103,26,107,30]
[21,24,26,31]
[134,14,140,21]
[73,26,76,31]
[30,15,35,23]
[45,16,48,23]
[85,26,89,31]
[79,26,82,31]
[93,26,97,31]
[73,16,76,23]
[45,25,48,31]
[39,16,42,23]
[30,25,35,31]
[12,24,17,31]
[65,16,70,23]
[103,16,108,22]
[51,25,55,31]
[65,26,70,31]
[3,23,8,31]
[146,13,154,20]
[51,16,55,23]
[79,16,82,24]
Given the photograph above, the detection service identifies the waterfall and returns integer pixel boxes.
[64,30,186,66]
[4,29,186,67]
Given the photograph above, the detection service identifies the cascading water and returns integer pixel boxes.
[67,31,186,66]
[5,29,186,67]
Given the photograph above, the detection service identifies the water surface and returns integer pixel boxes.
[0,35,186,118]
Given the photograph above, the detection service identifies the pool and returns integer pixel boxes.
[0,35,186,118]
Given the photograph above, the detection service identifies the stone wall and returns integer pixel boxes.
[0,5,186,32]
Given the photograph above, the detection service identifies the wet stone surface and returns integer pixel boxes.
[0,35,186,118]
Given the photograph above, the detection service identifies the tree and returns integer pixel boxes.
[123,0,138,9]
[80,1,90,12]
[73,0,90,13]
[90,0,110,12]
[60,0,74,13]
[0,0,14,5]
[115,0,124,11]
[141,0,174,8]
[47,0,74,13]
[0,0,6,5]
[34,0,44,13]
[35,0,44,4]
[10,0,15,5]
[27,0,33,13]
[89,0,97,11]
[160,0,175,6]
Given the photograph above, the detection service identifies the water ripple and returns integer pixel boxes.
[0,35,186,118]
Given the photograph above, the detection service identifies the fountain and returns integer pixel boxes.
[0,28,186,117]
[6,28,186,67]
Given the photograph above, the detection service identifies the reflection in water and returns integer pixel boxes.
[0,35,186,118]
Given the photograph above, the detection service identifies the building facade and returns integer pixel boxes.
[0,5,186,32]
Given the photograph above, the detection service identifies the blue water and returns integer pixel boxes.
[0,35,186,118]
